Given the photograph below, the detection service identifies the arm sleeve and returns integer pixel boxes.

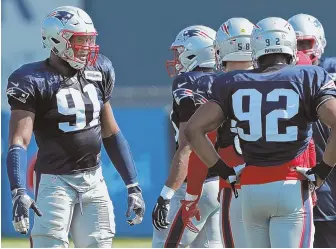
[101,56,115,103]
[172,75,196,122]
[7,75,37,113]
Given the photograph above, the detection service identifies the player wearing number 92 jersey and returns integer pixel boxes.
[184,17,336,248]
[6,6,145,248]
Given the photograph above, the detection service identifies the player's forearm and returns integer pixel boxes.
[322,127,336,167]
[165,146,191,191]
[103,131,139,187]
[184,128,219,168]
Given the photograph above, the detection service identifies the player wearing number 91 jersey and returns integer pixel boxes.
[184,17,336,248]
[6,6,145,248]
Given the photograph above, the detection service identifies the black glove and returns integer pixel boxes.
[12,188,42,234]
[212,159,236,180]
[306,161,333,181]
[152,196,170,231]
[294,161,333,187]
[212,159,238,197]
[126,185,145,226]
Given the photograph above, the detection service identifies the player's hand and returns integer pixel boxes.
[225,164,245,198]
[180,195,201,233]
[12,188,42,234]
[152,196,170,231]
[293,166,324,187]
[126,186,145,226]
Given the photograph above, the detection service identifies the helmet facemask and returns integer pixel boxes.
[166,46,197,77]
[296,36,320,63]
[60,31,99,69]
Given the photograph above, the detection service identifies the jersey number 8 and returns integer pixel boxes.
[232,88,299,142]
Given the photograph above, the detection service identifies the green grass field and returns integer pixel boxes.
[1,237,152,248]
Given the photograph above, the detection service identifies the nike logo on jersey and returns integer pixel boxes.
[177,82,188,88]
[84,71,102,81]
[6,87,30,103]
[10,81,19,87]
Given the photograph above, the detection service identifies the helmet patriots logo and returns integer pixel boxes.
[183,29,211,39]
[48,11,74,25]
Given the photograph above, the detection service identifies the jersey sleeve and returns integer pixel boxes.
[172,75,196,122]
[310,67,336,120]
[208,74,230,119]
[101,55,115,103]
[6,74,37,113]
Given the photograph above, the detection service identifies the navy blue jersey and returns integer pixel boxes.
[312,57,336,221]
[216,120,242,155]
[170,71,216,142]
[7,54,114,174]
[170,71,218,179]
[209,64,336,166]
[319,57,336,78]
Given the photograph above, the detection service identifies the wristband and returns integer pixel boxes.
[160,185,175,200]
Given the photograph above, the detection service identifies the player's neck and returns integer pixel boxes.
[193,67,213,73]
[225,61,253,72]
[48,52,77,77]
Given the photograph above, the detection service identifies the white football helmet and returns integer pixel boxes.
[42,6,99,69]
[166,25,216,77]
[251,17,297,68]
[214,18,254,70]
[288,14,326,62]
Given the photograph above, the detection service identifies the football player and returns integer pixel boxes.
[151,25,223,248]
[183,17,336,247]
[184,17,254,248]
[289,13,336,248]
[6,6,145,248]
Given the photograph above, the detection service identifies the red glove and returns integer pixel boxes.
[180,196,201,233]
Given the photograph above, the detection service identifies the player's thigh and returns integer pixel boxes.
[152,187,184,248]
[220,188,246,248]
[270,180,314,248]
[314,221,336,248]
[70,179,115,248]
[191,206,222,248]
[31,174,76,248]
[241,184,273,248]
